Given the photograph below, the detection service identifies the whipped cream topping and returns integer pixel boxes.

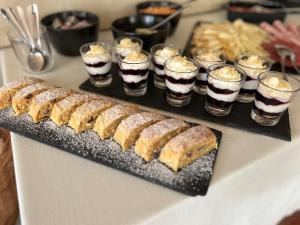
[155,46,179,59]
[196,52,221,61]
[259,76,293,101]
[86,44,107,55]
[238,55,267,69]
[83,44,111,63]
[123,51,148,63]
[116,38,141,49]
[263,77,292,91]
[210,66,241,81]
[166,56,198,73]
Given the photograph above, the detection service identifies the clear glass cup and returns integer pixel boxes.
[251,72,300,126]
[150,44,180,89]
[112,36,143,62]
[193,53,226,95]
[205,64,246,116]
[235,55,272,103]
[80,41,112,87]
[164,57,199,107]
[119,50,151,96]
[7,28,53,74]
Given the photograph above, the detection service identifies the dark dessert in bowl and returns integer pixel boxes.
[41,11,99,56]
[111,15,170,51]
[136,1,182,35]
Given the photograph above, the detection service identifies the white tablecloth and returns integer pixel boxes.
[1,11,300,225]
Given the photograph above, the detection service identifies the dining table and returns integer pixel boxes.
[1,9,300,225]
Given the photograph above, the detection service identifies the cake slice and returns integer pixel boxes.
[114,112,165,151]
[50,93,101,126]
[0,77,43,109]
[12,83,56,115]
[94,104,140,140]
[159,125,217,171]
[135,118,190,161]
[68,99,116,134]
[29,88,73,123]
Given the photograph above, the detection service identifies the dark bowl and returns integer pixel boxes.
[227,1,286,23]
[136,1,182,35]
[41,11,99,56]
[111,15,170,51]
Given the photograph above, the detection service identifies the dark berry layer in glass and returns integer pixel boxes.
[123,79,147,89]
[152,60,164,70]
[167,88,191,98]
[165,75,196,85]
[195,79,207,87]
[239,88,256,95]
[88,71,111,78]
[121,68,148,76]
[253,104,282,117]
[206,95,233,109]
[199,67,206,73]
[207,82,236,94]
[255,91,289,106]
[85,61,108,67]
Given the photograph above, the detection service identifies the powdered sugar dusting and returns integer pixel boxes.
[0,108,221,196]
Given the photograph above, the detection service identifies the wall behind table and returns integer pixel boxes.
[0,0,226,47]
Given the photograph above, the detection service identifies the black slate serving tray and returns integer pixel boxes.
[79,64,291,141]
[0,108,222,196]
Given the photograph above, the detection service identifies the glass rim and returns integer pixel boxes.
[164,56,200,74]
[113,36,143,49]
[119,50,151,64]
[235,55,272,70]
[207,64,246,83]
[258,71,300,93]
[7,26,47,40]
[150,43,181,56]
[80,41,111,55]
[194,54,227,63]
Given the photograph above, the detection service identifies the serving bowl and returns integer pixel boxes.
[41,11,99,56]
[136,1,182,35]
[111,15,170,51]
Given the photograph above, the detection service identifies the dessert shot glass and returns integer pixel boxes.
[205,64,246,116]
[7,28,53,74]
[193,52,226,95]
[80,41,112,87]
[150,44,180,89]
[119,50,151,97]
[112,37,143,62]
[251,71,300,126]
[235,54,272,103]
[164,56,199,107]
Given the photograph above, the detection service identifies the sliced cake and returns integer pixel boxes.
[29,88,73,123]
[0,77,43,109]
[114,112,165,151]
[68,99,116,134]
[12,83,56,115]
[51,93,101,126]
[159,125,217,171]
[135,118,190,161]
[94,104,140,140]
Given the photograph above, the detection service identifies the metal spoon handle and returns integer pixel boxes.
[31,4,41,47]
[291,58,300,74]
[280,55,286,73]
[151,5,189,30]
[1,8,27,40]
[16,6,34,47]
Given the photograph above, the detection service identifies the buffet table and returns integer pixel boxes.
[1,11,300,225]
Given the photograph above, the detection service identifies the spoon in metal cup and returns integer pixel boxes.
[16,5,46,72]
